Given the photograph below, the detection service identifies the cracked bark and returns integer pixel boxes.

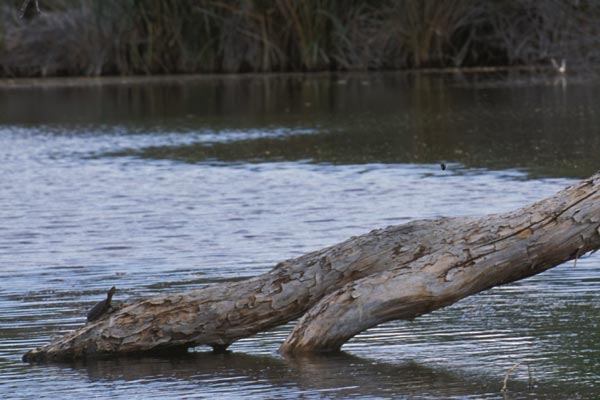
[23,174,600,362]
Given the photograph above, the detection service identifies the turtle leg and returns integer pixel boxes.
[107,304,120,314]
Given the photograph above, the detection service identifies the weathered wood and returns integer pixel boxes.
[23,221,437,361]
[281,174,600,353]
[23,174,600,362]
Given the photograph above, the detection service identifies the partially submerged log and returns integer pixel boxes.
[23,173,600,362]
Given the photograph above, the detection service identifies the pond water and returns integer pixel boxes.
[1,72,599,399]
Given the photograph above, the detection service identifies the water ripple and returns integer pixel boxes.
[2,75,600,399]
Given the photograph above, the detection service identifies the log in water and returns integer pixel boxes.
[23,173,600,361]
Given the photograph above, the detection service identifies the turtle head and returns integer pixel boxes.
[107,286,116,300]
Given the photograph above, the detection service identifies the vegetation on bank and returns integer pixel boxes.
[0,0,599,77]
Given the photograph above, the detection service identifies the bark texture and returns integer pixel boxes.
[23,174,600,362]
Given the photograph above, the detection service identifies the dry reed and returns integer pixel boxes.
[1,0,600,77]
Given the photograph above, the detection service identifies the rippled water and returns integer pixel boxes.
[1,72,600,399]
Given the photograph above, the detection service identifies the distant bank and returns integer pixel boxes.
[1,0,598,78]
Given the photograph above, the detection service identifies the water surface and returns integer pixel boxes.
[1,72,599,399]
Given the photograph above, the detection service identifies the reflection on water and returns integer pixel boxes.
[1,72,600,399]
[0,352,516,399]
[2,72,599,178]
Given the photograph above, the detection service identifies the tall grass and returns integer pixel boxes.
[1,0,599,77]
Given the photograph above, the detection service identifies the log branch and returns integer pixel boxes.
[23,220,437,361]
[23,174,600,362]
[281,175,600,352]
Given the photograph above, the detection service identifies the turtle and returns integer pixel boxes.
[87,286,116,323]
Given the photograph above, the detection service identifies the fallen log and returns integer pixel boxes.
[23,173,600,361]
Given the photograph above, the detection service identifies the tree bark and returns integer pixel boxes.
[23,173,600,362]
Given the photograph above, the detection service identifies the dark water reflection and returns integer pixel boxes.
[4,353,512,399]
[2,72,599,177]
[1,72,600,399]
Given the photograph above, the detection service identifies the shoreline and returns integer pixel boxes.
[0,65,555,90]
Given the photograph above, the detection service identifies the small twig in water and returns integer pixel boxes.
[573,246,582,268]
[502,362,523,392]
